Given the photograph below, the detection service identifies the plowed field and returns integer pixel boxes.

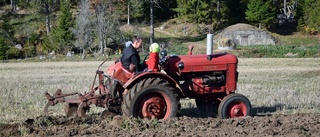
[1,59,320,136]
[1,113,320,137]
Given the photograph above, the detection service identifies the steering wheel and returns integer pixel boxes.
[142,53,149,62]
[139,54,149,71]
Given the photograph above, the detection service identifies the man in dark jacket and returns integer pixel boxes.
[121,36,143,72]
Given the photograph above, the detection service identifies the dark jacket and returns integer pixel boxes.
[121,45,141,72]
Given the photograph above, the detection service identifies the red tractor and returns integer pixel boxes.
[44,38,252,119]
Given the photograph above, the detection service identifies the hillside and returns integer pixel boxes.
[1,3,320,60]
[149,21,319,57]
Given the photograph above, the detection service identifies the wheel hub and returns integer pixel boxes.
[141,96,166,119]
[229,102,246,118]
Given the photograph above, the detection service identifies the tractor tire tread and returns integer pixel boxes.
[121,78,180,118]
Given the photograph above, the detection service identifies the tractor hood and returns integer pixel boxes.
[166,52,238,73]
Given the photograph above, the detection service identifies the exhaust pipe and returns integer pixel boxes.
[206,34,214,60]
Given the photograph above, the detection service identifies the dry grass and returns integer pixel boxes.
[1,58,320,123]
[0,61,112,123]
[237,58,320,115]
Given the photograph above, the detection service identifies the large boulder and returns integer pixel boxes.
[215,23,279,50]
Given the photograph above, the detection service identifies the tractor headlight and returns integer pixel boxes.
[160,50,167,58]
[177,62,184,70]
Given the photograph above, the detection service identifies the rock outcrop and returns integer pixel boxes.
[215,23,279,50]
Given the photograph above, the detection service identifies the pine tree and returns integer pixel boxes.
[174,0,214,23]
[245,0,276,28]
[0,35,9,60]
[152,0,177,20]
[0,19,13,60]
[51,0,74,53]
[129,0,144,19]
[193,0,210,23]
[299,0,320,34]
[224,0,249,25]
[174,0,189,16]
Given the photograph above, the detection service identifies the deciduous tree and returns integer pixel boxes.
[72,0,93,59]
[37,0,60,35]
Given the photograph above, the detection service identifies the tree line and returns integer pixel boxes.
[0,0,319,60]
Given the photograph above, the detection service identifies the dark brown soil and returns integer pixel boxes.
[1,113,320,137]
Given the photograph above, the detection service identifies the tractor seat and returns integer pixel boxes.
[119,64,134,80]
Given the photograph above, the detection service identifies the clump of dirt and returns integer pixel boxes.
[1,113,320,137]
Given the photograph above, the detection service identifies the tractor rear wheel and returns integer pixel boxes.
[121,78,180,119]
[218,93,251,119]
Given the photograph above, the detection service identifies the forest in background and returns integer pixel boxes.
[0,0,319,60]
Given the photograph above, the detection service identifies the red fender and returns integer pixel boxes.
[123,72,183,96]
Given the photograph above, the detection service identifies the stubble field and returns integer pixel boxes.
[0,58,320,136]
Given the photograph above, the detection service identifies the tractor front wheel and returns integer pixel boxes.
[121,78,180,119]
[218,93,251,119]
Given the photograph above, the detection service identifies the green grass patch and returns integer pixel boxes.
[283,37,319,46]
[166,43,189,55]
[234,45,320,58]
